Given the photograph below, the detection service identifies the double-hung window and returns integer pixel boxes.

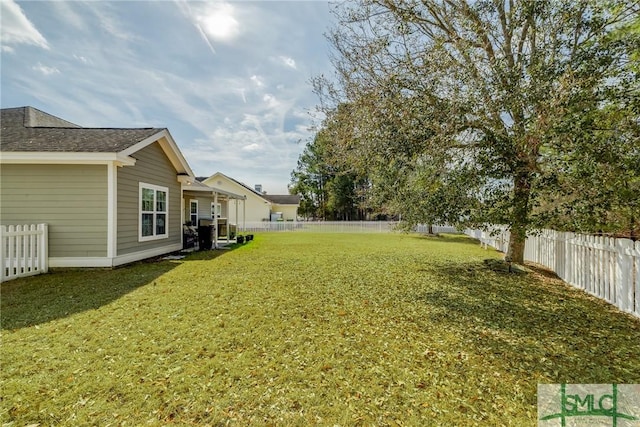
[140,183,168,241]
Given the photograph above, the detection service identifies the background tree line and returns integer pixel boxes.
[290,0,639,263]
[290,127,373,220]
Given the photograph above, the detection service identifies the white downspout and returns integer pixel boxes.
[107,162,117,264]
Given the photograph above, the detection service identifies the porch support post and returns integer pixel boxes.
[225,199,230,244]
[235,199,239,235]
[213,191,218,249]
[180,191,185,248]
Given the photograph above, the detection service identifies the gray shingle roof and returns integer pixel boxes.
[262,194,301,205]
[1,106,164,153]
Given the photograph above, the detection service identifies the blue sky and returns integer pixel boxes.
[1,0,335,194]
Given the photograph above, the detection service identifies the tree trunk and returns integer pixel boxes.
[507,226,526,264]
[506,170,532,264]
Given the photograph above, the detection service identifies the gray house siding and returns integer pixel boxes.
[117,141,182,255]
[0,164,108,257]
[184,194,216,224]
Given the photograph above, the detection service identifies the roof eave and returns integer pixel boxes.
[0,151,136,166]
[182,182,247,200]
[120,129,195,178]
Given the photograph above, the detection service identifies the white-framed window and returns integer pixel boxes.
[211,202,222,218]
[139,183,168,241]
[189,200,198,226]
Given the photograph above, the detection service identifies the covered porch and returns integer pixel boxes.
[181,179,246,250]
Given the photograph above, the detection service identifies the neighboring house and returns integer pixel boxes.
[0,106,243,267]
[199,172,300,224]
[262,194,301,222]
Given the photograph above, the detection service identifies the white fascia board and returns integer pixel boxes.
[0,152,136,166]
[120,129,195,178]
[182,187,247,201]
[182,184,213,193]
[211,186,247,200]
[184,181,247,200]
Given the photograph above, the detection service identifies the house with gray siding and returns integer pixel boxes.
[0,106,243,267]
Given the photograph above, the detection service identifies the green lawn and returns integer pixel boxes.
[1,233,639,426]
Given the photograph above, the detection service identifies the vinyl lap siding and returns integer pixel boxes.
[201,196,215,219]
[272,204,298,221]
[0,164,108,257]
[117,141,181,255]
[184,194,215,224]
[234,195,270,223]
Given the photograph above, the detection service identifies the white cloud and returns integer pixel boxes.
[279,55,297,69]
[263,94,280,109]
[242,143,262,152]
[49,1,88,32]
[250,75,264,87]
[32,63,60,75]
[238,88,247,103]
[100,15,133,41]
[73,54,91,64]
[0,0,49,50]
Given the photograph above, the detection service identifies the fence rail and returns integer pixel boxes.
[1,224,48,282]
[238,221,458,234]
[466,227,640,318]
[239,221,398,233]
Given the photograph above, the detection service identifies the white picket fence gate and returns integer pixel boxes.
[1,224,48,282]
[466,228,640,318]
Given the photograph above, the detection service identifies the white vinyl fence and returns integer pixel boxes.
[415,224,459,234]
[239,221,458,234]
[1,224,48,282]
[466,227,640,318]
[239,221,399,233]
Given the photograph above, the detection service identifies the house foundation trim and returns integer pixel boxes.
[49,243,183,268]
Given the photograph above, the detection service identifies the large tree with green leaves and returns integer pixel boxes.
[316,0,639,262]
[290,129,370,220]
[290,132,331,219]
